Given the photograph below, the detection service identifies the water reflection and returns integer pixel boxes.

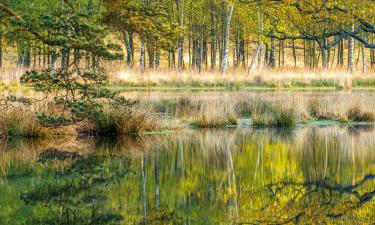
[0,126,374,224]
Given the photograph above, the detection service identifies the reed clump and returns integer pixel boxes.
[251,103,297,128]
[190,101,237,128]
[347,106,375,122]
[0,111,50,138]
[90,109,158,136]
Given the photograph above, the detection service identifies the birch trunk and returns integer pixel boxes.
[348,24,355,73]
[122,31,132,66]
[140,41,145,74]
[221,4,234,75]
[177,0,185,71]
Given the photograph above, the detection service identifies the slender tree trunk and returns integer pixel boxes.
[268,35,276,68]
[292,40,297,67]
[0,33,2,68]
[210,8,216,70]
[177,0,185,71]
[122,31,132,66]
[348,25,355,73]
[221,4,234,75]
[140,41,145,74]
[51,48,58,70]
[155,49,160,69]
[361,44,367,74]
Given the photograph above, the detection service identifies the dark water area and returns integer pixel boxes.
[0,125,374,224]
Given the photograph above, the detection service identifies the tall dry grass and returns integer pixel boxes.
[109,65,375,89]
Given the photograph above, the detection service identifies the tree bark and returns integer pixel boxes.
[177,0,185,71]
[348,24,355,73]
[221,4,234,75]
[268,34,276,68]
[140,41,145,74]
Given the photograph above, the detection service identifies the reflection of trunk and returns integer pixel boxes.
[154,149,159,210]
[141,156,147,221]
[179,139,184,177]
[253,143,261,183]
[221,5,234,75]
[225,141,238,223]
[351,143,356,186]
[323,133,328,179]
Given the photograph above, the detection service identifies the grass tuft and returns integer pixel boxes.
[347,106,375,122]
[0,111,50,138]
[91,109,157,136]
[190,101,237,128]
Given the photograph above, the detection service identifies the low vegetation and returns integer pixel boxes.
[190,101,237,128]
[347,106,375,122]
[0,111,50,138]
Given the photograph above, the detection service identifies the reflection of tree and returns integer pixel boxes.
[20,148,131,225]
[241,174,375,224]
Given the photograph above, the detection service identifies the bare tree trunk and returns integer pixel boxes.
[140,41,145,74]
[210,9,216,70]
[177,0,185,71]
[248,4,262,75]
[0,33,2,68]
[221,4,234,75]
[122,31,132,66]
[362,44,367,74]
[155,49,160,69]
[348,24,355,73]
[292,40,297,67]
[268,35,276,68]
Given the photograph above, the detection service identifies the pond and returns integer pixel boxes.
[0,125,374,224]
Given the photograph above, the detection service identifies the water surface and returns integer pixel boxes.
[0,125,374,224]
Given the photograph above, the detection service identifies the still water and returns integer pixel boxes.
[0,125,374,224]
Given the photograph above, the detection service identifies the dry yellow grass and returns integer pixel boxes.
[107,64,375,89]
